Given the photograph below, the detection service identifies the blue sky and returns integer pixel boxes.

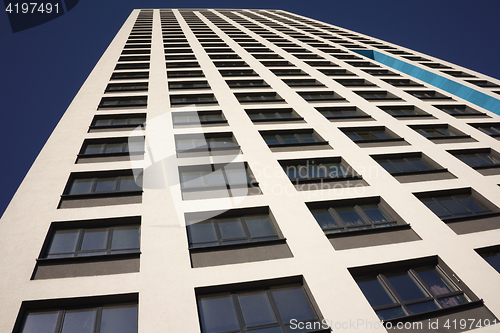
[1,0,499,216]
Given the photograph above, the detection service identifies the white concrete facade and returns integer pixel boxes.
[2,8,500,333]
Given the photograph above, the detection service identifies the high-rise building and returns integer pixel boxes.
[3,8,500,333]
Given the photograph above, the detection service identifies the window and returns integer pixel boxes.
[316,106,370,120]
[341,126,402,143]
[213,61,249,68]
[219,69,258,77]
[64,170,142,196]
[283,79,325,87]
[441,71,475,78]
[168,81,210,90]
[332,54,361,60]
[309,199,397,234]
[405,90,452,100]
[110,72,149,80]
[403,56,430,62]
[246,108,302,122]
[226,79,270,88]
[179,163,256,190]
[186,211,278,248]
[167,70,204,78]
[252,53,283,59]
[114,63,149,70]
[352,257,474,322]
[362,69,400,76]
[318,69,356,76]
[346,61,380,68]
[164,48,193,54]
[377,105,430,118]
[42,224,140,258]
[383,79,423,87]
[260,60,293,67]
[433,104,485,117]
[280,157,359,183]
[449,148,500,169]
[261,130,324,147]
[298,91,345,102]
[270,68,308,76]
[235,92,284,103]
[105,82,148,93]
[166,61,200,69]
[477,247,500,274]
[166,54,196,61]
[372,153,440,174]
[118,55,150,62]
[172,110,226,126]
[355,91,401,101]
[18,302,138,333]
[90,114,145,130]
[334,79,375,87]
[421,63,452,69]
[170,93,217,105]
[410,124,468,140]
[209,53,240,59]
[98,96,147,109]
[175,133,238,152]
[418,191,490,220]
[196,281,323,333]
[469,123,500,137]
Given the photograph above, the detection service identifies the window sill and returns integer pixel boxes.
[325,223,410,238]
[303,98,346,102]
[37,251,141,264]
[189,238,286,252]
[390,114,433,119]
[61,190,143,200]
[326,115,372,120]
[427,135,471,141]
[289,175,362,184]
[473,164,500,170]
[352,137,404,144]
[251,117,304,123]
[448,113,487,117]
[441,211,500,224]
[389,168,449,177]
[267,141,330,148]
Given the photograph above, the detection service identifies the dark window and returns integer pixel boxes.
[187,211,278,248]
[213,61,249,68]
[114,63,149,70]
[226,80,270,88]
[197,282,322,333]
[383,79,423,87]
[219,69,258,77]
[235,92,284,103]
[280,158,358,182]
[260,61,293,67]
[478,249,500,274]
[419,192,490,220]
[441,71,475,78]
[164,48,193,54]
[270,69,308,76]
[90,114,145,129]
[165,54,196,61]
[168,81,210,90]
[172,111,225,126]
[310,200,397,234]
[179,163,256,189]
[43,225,140,258]
[98,96,147,108]
[80,138,144,156]
[167,70,204,78]
[355,91,401,101]
[298,91,344,102]
[346,61,380,68]
[318,69,356,76]
[305,61,338,67]
[403,56,430,62]
[209,54,241,60]
[352,259,472,321]
[261,130,323,146]
[166,61,200,69]
[105,82,148,93]
[433,104,484,116]
[362,69,400,76]
[373,153,437,174]
[341,127,400,143]
[283,79,325,87]
[252,53,283,59]
[406,90,452,100]
[18,303,137,333]
[332,54,361,60]
[246,108,301,122]
[316,106,369,120]
[65,171,142,196]
[175,133,238,151]
[469,123,500,137]
[335,79,375,87]
[110,72,149,80]
[411,125,466,139]
[421,63,452,69]
[378,106,430,118]
[170,94,217,105]
[450,149,500,168]
[118,55,150,62]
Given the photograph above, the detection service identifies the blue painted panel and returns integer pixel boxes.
[351,49,500,115]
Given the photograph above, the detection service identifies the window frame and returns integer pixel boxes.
[341,126,403,144]
[78,137,144,158]
[89,114,146,131]
[279,157,361,184]
[260,129,327,148]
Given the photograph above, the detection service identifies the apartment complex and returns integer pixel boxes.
[3,8,500,333]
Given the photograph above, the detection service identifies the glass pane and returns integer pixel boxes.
[455,195,488,214]
[100,304,137,333]
[69,178,94,194]
[128,118,145,125]
[263,134,280,145]
[104,143,124,154]
[336,206,366,226]
[272,286,315,323]
[48,229,80,255]
[386,273,426,302]
[375,307,405,321]
[245,215,276,238]
[21,311,59,333]
[311,209,341,230]
[284,165,301,179]
[204,114,223,121]
[80,228,108,251]
[94,177,118,192]
[372,131,389,140]
[421,198,452,219]
[280,134,300,144]
[437,196,470,217]
[119,175,142,191]
[238,292,277,327]
[438,295,467,308]
[112,118,127,126]
[357,278,394,307]
[378,160,399,173]
[406,301,439,315]
[225,168,250,185]
[209,137,236,148]
[61,309,96,333]
[218,217,246,240]
[94,119,112,126]
[198,295,240,333]
[205,169,226,186]
[484,254,500,273]
[187,222,218,246]
[361,205,390,223]
[111,226,140,250]
[127,141,143,152]
[180,170,205,188]
[416,268,456,295]
[323,163,345,177]
[253,327,283,333]
[298,133,316,143]
[391,159,417,172]
[84,144,104,155]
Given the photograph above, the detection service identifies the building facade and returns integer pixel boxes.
[2,8,500,333]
